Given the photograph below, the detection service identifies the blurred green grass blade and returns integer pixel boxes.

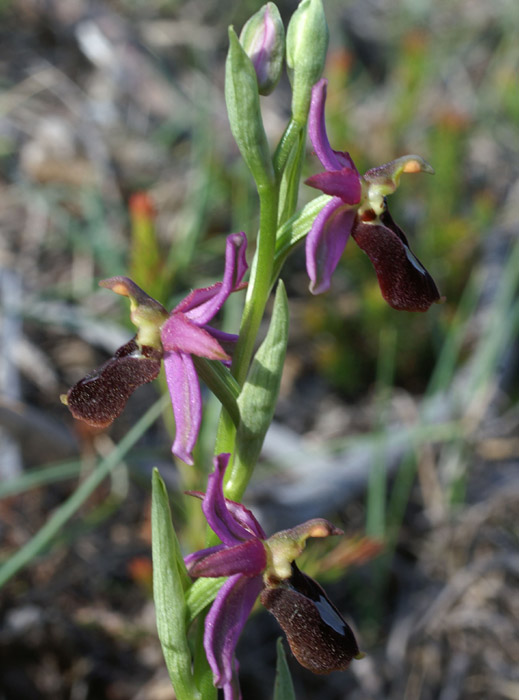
[151,468,199,700]
[427,271,481,394]
[366,326,397,538]
[0,460,82,499]
[273,638,296,700]
[0,394,169,589]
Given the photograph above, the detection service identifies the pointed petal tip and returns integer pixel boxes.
[172,449,194,466]
[308,279,330,295]
[402,157,434,175]
[99,276,133,296]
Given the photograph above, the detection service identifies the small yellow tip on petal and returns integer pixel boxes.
[100,277,132,297]
[305,520,343,538]
[354,652,366,660]
[402,159,422,174]
[59,393,69,406]
[112,282,131,296]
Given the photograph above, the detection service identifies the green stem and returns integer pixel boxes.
[231,180,278,389]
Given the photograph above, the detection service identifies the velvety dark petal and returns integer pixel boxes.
[163,351,202,464]
[63,338,161,428]
[203,454,255,546]
[351,211,441,312]
[260,563,360,674]
[305,168,361,204]
[205,573,263,696]
[306,198,356,295]
[188,538,266,578]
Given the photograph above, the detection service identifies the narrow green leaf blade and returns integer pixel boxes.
[151,468,200,700]
[273,638,296,700]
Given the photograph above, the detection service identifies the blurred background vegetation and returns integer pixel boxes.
[0,0,518,698]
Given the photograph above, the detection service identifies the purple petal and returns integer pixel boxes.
[185,490,267,540]
[225,501,267,540]
[185,544,226,570]
[305,167,361,204]
[163,351,201,464]
[306,198,356,295]
[161,313,230,360]
[188,538,266,578]
[309,79,357,173]
[351,210,442,312]
[204,454,256,545]
[205,573,263,696]
[175,233,248,325]
[203,327,239,358]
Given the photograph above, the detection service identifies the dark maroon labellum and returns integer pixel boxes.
[260,563,360,674]
[65,338,162,428]
[351,205,441,312]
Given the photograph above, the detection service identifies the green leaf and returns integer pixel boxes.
[273,638,296,700]
[151,468,200,700]
[192,356,241,426]
[225,27,275,189]
[226,280,289,500]
[272,194,330,284]
[185,576,226,627]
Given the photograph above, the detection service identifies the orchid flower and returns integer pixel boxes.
[186,453,362,700]
[62,232,248,465]
[305,78,442,312]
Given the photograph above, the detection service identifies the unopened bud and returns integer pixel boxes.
[286,0,328,122]
[240,3,285,96]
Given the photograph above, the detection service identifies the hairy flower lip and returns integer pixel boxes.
[260,562,361,675]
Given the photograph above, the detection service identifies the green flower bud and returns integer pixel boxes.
[286,0,328,123]
[225,26,275,187]
[240,3,285,96]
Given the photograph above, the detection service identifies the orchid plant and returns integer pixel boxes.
[62,1,442,697]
